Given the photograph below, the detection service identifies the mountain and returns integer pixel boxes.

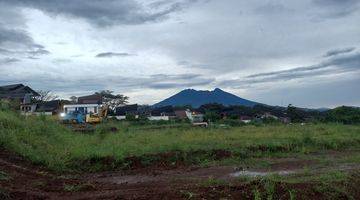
[315,107,331,112]
[153,88,259,108]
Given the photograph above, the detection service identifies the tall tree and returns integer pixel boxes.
[69,96,78,103]
[94,90,129,110]
[33,90,59,102]
[287,104,305,123]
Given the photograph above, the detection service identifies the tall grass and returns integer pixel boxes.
[0,109,359,172]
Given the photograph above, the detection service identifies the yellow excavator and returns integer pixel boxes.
[85,105,108,123]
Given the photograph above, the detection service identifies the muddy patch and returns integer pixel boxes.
[230,170,295,177]
[268,159,317,171]
[74,149,232,172]
[86,166,236,185]
[1,147,360,200]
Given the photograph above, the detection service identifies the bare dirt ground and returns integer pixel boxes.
[1,148,359,200]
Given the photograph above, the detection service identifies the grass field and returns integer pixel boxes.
[1,109,360,199]
[1,109,359,172]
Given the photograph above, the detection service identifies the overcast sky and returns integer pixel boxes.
[0,0,359,108]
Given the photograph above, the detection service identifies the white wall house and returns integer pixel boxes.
[185,109,204,123]
[63,104,101,114]
[241,119,252,124]
[148,116,170,121]
[20,104,37,116]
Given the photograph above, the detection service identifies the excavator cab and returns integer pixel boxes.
[85,105,108,123]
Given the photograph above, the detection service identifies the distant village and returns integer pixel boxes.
[2,83,356,125]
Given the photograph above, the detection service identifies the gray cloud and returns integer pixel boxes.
[95,52,135,58]
[313,0,359,7]
[4,0,201,27]
[0,48,12,55]
[0,44,50,57]
[52,58,72,64]
[0,58,20,65]
[27,56,40,60]
[324,47,356,57]
[0,72,214,93]
[0,24,50,58]
[248,50,360,78]
[146,73,214,89]
[250,76,360,108]
[219,49,360,88]
[313,0,360,18]
[0,25,34,47]
[254,2,291,15]
[0,0,359,106]
[28,48,50,56]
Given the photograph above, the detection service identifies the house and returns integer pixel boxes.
[174,110,187,119]
[77,94,102,104]
[279,117,291,124]
[21,100,60,116]
[112,104,139,120]
[151,106,175,117]
[0,84,39,104]
[148,116,170,121]
[137,105,152,116]
[20,104,37,114]
[61,94,104,116]
[34,100,64,115]
[62,104,103,116]
[115,104,139,116]
[185,109,204,123]
[240,115,252,123]
[262,112,279,120]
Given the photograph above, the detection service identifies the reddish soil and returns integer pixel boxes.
[1,148,359,200]
[75,149,232,171]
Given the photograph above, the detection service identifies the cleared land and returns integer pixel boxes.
[1,110,360,199]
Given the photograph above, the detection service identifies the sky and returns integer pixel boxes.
[0,0,359,108]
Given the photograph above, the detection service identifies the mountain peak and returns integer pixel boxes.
[153,88,259,108]
[213,88,224,92]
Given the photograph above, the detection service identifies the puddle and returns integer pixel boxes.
[230,170,295,177]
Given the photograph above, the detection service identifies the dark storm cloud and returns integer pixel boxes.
[95,52,135,58]
[324,47,356,57]
[3,0,201,27]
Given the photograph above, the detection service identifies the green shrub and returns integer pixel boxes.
[0,171,10,181]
